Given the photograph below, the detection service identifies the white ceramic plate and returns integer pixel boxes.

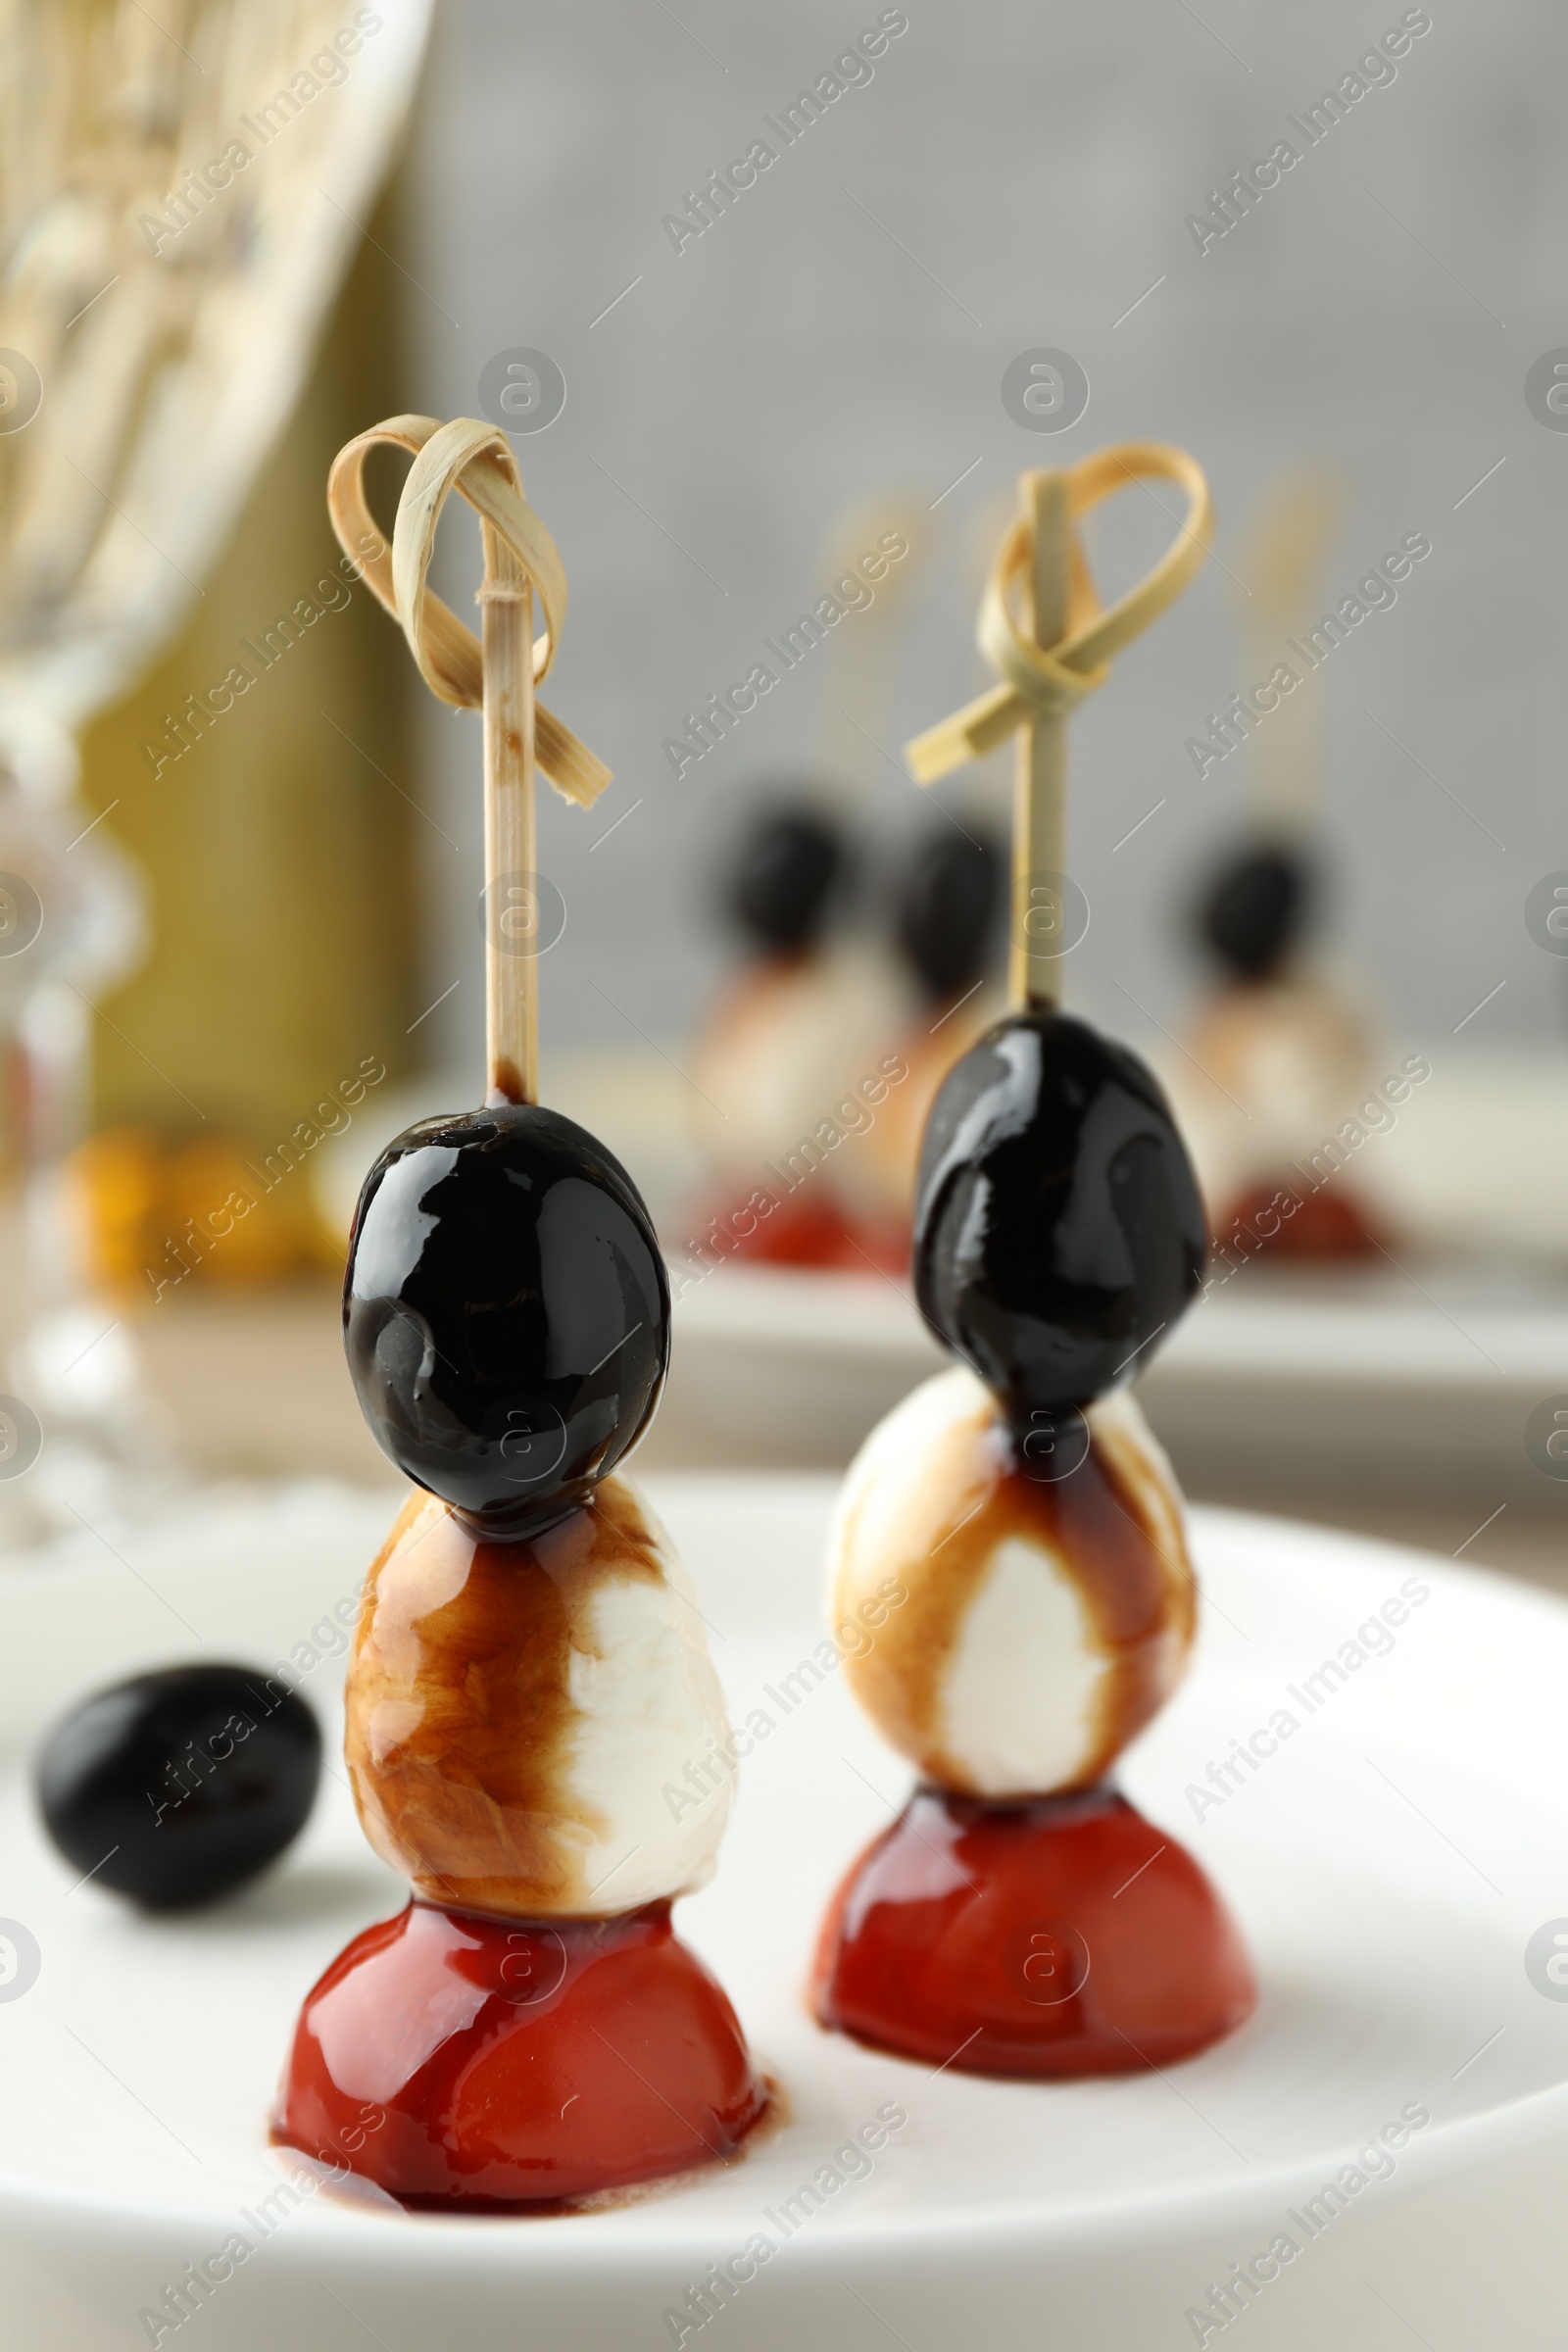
[0,1477,1564,2349]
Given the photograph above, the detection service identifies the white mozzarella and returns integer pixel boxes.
[829,1366,1193,1798]
[938,1534,1101,1795]
[562,1489,735,1910]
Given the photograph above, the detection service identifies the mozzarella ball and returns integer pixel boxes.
[827,1366,1196,1797]
[346,1478,733,1917]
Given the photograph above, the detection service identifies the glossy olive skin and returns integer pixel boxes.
[1199,843,1311,980]
[723,806,842,953]
[345,1105,669,1536]
[913,1010,1206,1430]
[36,1664,321,1909]
[895,830,1004,1001]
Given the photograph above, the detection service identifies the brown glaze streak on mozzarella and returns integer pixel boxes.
[345,1479,665,1917]
[839,1384,1196,1794]
[1073,1396,1198,1785]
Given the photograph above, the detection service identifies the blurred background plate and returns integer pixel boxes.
[664,1255,1568,1508]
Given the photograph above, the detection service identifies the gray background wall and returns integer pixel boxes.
[395,0,1568,1075]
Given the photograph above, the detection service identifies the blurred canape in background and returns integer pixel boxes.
[688,809,1005,1274]
[687,798,907,1270]
[685,485,1007,1275]
[847,823,1005,1237]
[1162,468,1385,1259]
[1183,839,1383,1258]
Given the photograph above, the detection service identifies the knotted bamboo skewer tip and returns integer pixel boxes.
[325,416,611,1110]
[904,442,1213,1016]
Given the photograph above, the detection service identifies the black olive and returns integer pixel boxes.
[894,829,1004,1002]
[36,1664,321,1910]
[722,805,843,954]
[344,1103,669,1536]
[913,1009,1206,1430]
[1197,843,1312,981]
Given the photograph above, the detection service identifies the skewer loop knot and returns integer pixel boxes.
[905,442,1212,787]
[327,414,611,808]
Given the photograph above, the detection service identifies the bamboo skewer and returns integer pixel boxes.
[1013,469,1072,1009]
[327,415,610,1109]
[906,442,1214,1014]
[477,530,536,1103]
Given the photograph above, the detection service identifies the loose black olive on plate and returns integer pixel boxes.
[913,1009,1207,1432]
[36,1664,321,1910]
[345,1103,670,1537]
